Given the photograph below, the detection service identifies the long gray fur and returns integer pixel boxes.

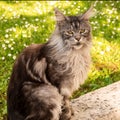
[7,6,94,120]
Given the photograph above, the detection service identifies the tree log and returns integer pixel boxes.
[71,81,120,120]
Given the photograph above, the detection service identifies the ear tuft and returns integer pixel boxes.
[54,8,66,22]
[80,4,96,20]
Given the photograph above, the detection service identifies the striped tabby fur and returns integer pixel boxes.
[7,6,94,120]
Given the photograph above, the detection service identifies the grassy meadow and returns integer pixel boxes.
[0,1,120,119]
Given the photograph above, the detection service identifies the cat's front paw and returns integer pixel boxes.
[60,106,74,120]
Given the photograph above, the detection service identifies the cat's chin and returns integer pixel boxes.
[72,44,83,50]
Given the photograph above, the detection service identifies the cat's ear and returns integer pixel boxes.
[54,8,66,22]
[80,4,96,20]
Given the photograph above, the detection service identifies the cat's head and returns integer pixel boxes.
[54,6,95,50]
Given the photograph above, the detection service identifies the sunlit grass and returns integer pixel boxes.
[0,1,120,119]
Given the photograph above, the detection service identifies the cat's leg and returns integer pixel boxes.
[22,83,62,120]
[60,87,74,120]
[60,97,74,120]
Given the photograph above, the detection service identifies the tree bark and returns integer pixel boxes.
[71,81,120,120]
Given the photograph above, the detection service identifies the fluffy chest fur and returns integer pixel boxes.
[67,51,90,91]
[46,48,91,93]
[43,27,92,97]
[64,51,90,91]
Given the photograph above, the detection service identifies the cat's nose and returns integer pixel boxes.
[75,36,81,41]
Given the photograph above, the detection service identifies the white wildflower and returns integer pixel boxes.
[74,2,76,5]
[8,53,12,57]
[106,47,111,52]
[2,44,5,48]
[23,17,26,20]
[109,10,113,14]
[49,1,57,6]
[46,38,48,41]
[13,27,16,32]
[107,19,110,23]
[8,44,12,48]
[25,24,29,28]
[5,29,9,33]
[15,24,18,26]
[5,34,9,38]
[5,40,9,44]
[100,51,104,55]
[43,19,46,22]
[23,34,27,38]
[98,42,102,45]
[2,57,5,60]
[23,44,27,47]
[12,41,15,44]
[35,18,39,21]
[112,31,115,35]
[116,16,119,20]
[13,55,16,60]
[11,47,14,50]
[10,38,14,41]
[15,35,18,38]
[4,47,6,50]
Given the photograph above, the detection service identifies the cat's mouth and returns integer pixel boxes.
[76,42,81,46]
[72,42,83,49]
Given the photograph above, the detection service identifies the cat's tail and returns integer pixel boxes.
[7,89,25,120]
[7,111,25,120]
[23,84,63,120]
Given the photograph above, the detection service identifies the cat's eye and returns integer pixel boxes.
[67,30,74,34]
[79,29,85,34]
[79,29,89,34]
[64,30,74,36]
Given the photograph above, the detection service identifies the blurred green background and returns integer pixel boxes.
[0,1,120,119]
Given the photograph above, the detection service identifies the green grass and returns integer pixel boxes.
[0,1,120,119]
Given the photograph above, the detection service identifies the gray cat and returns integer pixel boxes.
[7,6,94,120]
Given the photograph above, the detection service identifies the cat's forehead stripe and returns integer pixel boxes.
[71,21,80,29]
[71,25,73,29]
[72,22,75,27]
[77,22,80,27]
[68,16,80,29]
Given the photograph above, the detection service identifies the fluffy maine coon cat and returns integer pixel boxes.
[7,5,95,120]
